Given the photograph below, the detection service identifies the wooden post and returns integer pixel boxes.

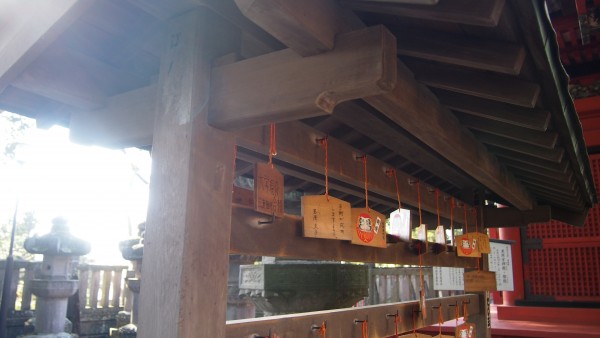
[137,9,237,338]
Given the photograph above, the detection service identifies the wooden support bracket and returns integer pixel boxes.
[208,25,397,130]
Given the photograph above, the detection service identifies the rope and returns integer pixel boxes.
[362,156,369,212]
[438,305,444,336]
[393,169,402,210]
[450,198,455,246]
[268,123,277,167]
[318,321,326,338]
[319,138,329,201]
[361,320,369,338]
[416,181,422,226]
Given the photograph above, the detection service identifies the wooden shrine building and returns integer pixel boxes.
[0,0,597,337]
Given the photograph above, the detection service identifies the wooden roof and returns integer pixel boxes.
[0,0,595,226]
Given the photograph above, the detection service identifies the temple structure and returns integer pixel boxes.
[0,0,598,337]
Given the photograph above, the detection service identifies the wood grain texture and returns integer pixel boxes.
[209,25,397,130]
[407,60,540,108]
[235,121,475,224]
[137,10,237,338]
[434,89,550,131]
[0,0,92,93]
[363,62,534,210]
[482,206,551,227]
[231,205,478,268]
[340,0,505,27]
[234,0,352,56]
[395,31,525,75]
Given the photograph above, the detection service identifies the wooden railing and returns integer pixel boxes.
[0,260,129,337]
[359,266,461,306]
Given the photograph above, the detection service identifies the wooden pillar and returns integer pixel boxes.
[138,10,237,338]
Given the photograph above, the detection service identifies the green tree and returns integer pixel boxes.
[0,211,38,260]
[0,111,34,162]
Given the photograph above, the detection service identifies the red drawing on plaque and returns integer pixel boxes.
[356,213,375,243]
[460,236,474,255]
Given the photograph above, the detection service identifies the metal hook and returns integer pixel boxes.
[311,321,326,332]
[354,154,367,161]
[258,214,275,225]
[386,310,399,319]
[354,315,368,324]
[408,178,418,186]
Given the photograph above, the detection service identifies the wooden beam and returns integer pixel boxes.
[459,114,558,149]
[482,206,551,227]
[339,0,506,27]
[11,48,107,110]
[434,90,551,131]
[474,132,564,163]
[226,295,480,338]
[509,167,573,186]
[231,205,477,267]
[69,84,157,148]
[208,25,397,130]
[138,10,237,338]
[551,206,589,227]
[234,0,354,56]
[363,62,534,210]
[502,158,573,181]
[395,31,525,75]
[489,147,569,173]
[235,121,474,224]
[0,0,92,94]
[407,60,540,108]
[333,101,480,190]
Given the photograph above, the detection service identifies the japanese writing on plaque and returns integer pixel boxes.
[488,241,514,291]
[433,267,465,291]
[301,195,351,240]
[254,162,284,217]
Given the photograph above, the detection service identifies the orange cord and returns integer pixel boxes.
[232,144,237,181]
[361,320,368,338]
[268,123,277,167]
[463,204,469,234]
[435,189,441,227]
[319,138,329,201]
[394,314,400,338]
[416,181,422,226]
[318,321,327,338]
[455,303,460,326]
[450,198,455,246]
[412,309,418,336]
[438,305,444,336]
[362,156,369,212]
[393,169,402,210]
[473,207,481,270]
[463,301,469,323]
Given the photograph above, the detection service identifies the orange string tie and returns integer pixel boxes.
[435,189,441,227]
[232,144,237,182]
[362,320,369,338]
[393,169,402,210]
[268,123,277,168]
[463,301,469,323]
[416,181,423,226]
[455,302,460,327]
[463,204,469,234]
[318,321,327,338]
[438,305,444,336]
[450,198,455,246]
[394,314,400,338]
[319,137,330,201]
[412,309,418,336]
[362,155,370,212]
[473,207,481,270]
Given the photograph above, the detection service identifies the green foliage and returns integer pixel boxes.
[0,111,34,162]
[0,211,38,260]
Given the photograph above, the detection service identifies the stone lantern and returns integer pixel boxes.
[22,217,90,337]
[114,222,145,338]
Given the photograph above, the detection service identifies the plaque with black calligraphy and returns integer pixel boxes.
[254,162,284,217]
[301,195,352,240]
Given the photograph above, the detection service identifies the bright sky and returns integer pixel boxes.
[0,111,151,264]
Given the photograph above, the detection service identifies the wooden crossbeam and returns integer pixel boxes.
[482,206,551,227]
[226,295,480,338]
[474,132,564,163]
[502,159,573,181]
[489,147,569,173]
[459,114,558,149]
[0,0,92,94]
[395,31,525,75]
[363,62,534,210]
[234,0,355,56]
[407,60,540,108]
[434,90,551,131]
[235,121,473,224]
[333,101,479,190]
[12,48,107,110]
[69,84,157,148]
[230,204,477,267]
[339,0,506,27]
[208,25,396,130]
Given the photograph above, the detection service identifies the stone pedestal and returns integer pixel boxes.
[239,259,368,316]
[22,218,90,337]
[112,222,144,338]
[227,255,259,320]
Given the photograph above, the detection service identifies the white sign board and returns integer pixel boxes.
[488,241,514,291]
[433,267,464,291]
[433,240,514,292]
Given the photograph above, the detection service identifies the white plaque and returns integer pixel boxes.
[488,241,514,291]
[433,266,464,291]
